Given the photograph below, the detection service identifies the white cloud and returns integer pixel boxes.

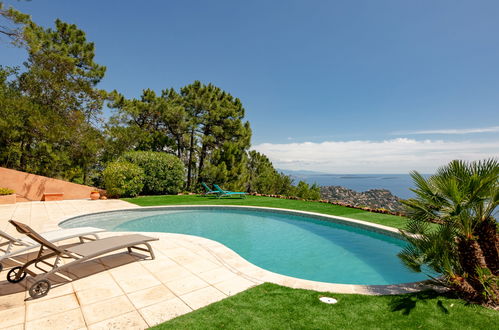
[253,138,499,173]
[394,126,499,135]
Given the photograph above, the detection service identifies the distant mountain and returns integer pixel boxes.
[320,185,404,212]
[277,169,327,176]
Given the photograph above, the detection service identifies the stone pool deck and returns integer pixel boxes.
[0,200,427,329]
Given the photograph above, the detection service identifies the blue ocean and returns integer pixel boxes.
[284,173,426,199]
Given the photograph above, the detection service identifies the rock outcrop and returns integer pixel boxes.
[320,185,405,212]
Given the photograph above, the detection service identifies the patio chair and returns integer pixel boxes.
[213,184,247,198]
[6,220,158,299]
[0,226,105,272]
[201,182,219,195]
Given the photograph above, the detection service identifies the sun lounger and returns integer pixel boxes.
[0,226,104,272]
[6,220,158,299]
[201,182,219,195]
[213,184,247,198]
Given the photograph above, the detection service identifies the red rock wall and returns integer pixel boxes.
[0,167,103,201]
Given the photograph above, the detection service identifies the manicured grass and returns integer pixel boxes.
[126,194,494,328]
[152,283,497,329]
[123,194,408,229]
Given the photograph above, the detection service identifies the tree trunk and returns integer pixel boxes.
[186,129,195,190]
[197,143,208,185]
[176,136,182,159]
[476,218,499,275]
[19,140,30,171]
[457,237,488,301]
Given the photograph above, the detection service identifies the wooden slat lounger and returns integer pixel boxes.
[0,225,105,272]
[6,220,158,299]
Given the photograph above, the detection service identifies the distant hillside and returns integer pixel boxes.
[277,169,327,176]
[320,185,405,212]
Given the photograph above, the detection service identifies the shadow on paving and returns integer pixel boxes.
[0,250,150,300]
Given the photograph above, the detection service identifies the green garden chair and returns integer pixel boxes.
[213,184,247,198]
[201,182,218,195]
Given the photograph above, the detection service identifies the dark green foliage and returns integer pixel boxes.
[102,161,144,198]
[152,283,498,330]
[0,8,106,184]
[107,81,252,191]
[293,181,321,200]
[0,3,31,46]
[0,187,14,195]
[246,151,280,193]
[400,159,499,306]
[119,151,185,195]
[246,151,319,198]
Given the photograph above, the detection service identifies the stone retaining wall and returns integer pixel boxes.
[0,167,104,201]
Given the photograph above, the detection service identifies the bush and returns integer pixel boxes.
[0,188,14,195]
[119,151,185,195]
[103,161,145,197]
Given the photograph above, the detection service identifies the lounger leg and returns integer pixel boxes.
[146,242,155,260]
[127,243,155,260]
[79,234,99,243]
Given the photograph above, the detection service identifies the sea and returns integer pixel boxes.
[283,172,427,199]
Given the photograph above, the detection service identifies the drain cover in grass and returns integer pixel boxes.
[319,297,338,304]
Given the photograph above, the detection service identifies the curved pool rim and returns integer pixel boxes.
[58,205,429,295]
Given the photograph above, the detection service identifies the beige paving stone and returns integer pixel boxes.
[110,264,161,293]
[26,292,79,321]
[213,276,258,296]
[182,259,221,274]
[163,247,198,259]
[179,286,227,310]
[154,264,194,283]
[139,297,192,327]
[165,274,209,296]
[0,289,25,310]
[0,306,25,328]
[197,267,238,285]
[71,271,115,292]
[127,284,176,309]
[75,279,124,306]
[140,255,177,273]
[0,324,24,330]
[81,295,134,325]
[25,308,86,330]
[88,310,147,330]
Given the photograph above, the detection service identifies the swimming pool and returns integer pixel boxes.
[60,206,428,285]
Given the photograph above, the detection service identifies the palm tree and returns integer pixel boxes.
[399,159,498,306]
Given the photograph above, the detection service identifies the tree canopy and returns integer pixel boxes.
[0,6,106,183]
[0,4,320,199]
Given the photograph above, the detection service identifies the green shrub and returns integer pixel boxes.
[0,188,14,195]
[119,151,185,195]
[103,161,145,197]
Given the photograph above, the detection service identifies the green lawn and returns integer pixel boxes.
[124,194,496,328]
[123,194,408,229]
[152,283,497,330]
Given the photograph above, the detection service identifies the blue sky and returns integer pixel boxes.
[1,0,498,173]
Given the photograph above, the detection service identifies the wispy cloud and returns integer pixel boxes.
[393,126,499,135]
[253,138,499,174]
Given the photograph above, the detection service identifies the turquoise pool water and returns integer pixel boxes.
[60,207,428,285]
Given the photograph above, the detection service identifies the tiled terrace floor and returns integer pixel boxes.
[0,200,261,329]
[0,200,427,330]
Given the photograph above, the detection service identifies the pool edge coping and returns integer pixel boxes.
[57,204,434,295]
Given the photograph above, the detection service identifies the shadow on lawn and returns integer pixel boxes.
[389,290,456,315]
